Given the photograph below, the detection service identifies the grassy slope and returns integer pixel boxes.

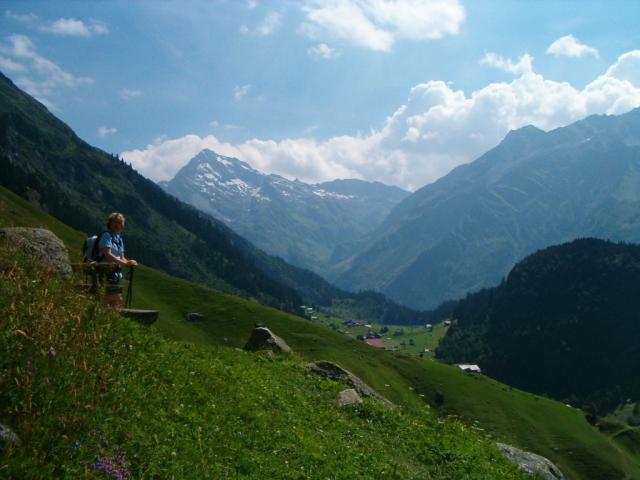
[1,186,638,480]
[0,243,527,479]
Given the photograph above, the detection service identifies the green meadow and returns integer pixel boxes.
[2,186,639,479]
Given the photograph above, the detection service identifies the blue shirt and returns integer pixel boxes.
[98,231,124,262]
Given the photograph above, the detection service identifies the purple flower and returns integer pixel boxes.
[48,347,57,359]
[71,440,80,449]
[92,451,130,479]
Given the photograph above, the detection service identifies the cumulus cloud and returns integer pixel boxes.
[233,84,251,100]
[123,50,640,191]
[98,126,117,138]
[0,35,93,107]
[479,52,533,75]
[546,34,599,58]
[299,0,465,52]
[39,17,109,37]
[307,43,339,59]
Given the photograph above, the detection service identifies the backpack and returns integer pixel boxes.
[82,231,109,262]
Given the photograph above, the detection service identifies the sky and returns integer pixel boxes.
[1,1,640,191]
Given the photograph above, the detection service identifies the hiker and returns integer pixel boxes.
[99,212,138,284]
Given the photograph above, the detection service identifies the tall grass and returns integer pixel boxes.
[0,243,527,479]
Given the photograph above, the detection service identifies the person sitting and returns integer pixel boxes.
[99,212,138,284]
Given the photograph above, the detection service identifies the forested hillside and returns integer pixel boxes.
[436,238,640,413]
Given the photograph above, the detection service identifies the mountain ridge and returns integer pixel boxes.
[160,148,409,275]
[336,107,640,308]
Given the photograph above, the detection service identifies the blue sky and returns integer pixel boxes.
[1,1,640,190]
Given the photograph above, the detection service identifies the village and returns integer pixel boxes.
[299,305,455,359]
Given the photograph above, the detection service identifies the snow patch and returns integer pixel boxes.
[312,189,354,200]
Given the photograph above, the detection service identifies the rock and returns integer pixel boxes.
[0,227,72,278]
[305,360,394,409]
[185,313,205,322]
[497,443,565,480]
[336,388,363,407]
[0,423,21,450]
[244,326,292,354]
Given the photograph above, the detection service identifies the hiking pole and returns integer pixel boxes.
[125,265,134,308]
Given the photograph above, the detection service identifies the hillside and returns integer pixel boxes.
[2,188,638,479]
[0,71,302,312]
[0,238,529,479]
[160,149,408,275]
[436,238,640,414]
[336,110,640,309]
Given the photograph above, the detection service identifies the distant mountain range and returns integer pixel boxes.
[335,108,640,309]
[159,150,408,275]
[436,238,640,413]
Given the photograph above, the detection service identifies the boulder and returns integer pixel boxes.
[497,443,565,480]
[244,326,291,354]
[305,360,393,409]
[185,313,205,322]
[0,227,72,278]
[0,423,21,450]
[336,388,363,407]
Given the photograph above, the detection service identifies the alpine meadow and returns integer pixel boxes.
[2,1,640,479]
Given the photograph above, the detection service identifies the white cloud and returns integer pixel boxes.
[240,11,281,36]
[5,10,38,24]
[479,52,533,75]
[233,84,251,100]
[123,50,640,191]
[300,0,465,52]
[246,0,258,9]
[0,35,93,106]
[39,17,109,37]
[307,43,339,59]
[546,34,599,58]
[256,12,281,35]
[0,55,26,73]
[120,88,141,100]
[98,126,117,138]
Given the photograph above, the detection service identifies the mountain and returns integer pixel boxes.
[0,72,431,326]
[336,109,640,308]
[160,149,408,275]
[436,238,640,414]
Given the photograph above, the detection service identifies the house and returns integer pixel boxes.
[443,320,452,326]
[456,364,481,373]
[365,338,385,349]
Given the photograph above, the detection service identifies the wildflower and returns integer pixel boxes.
[71,440,80,449]
[48,347,57,359]
[92,451,130,479]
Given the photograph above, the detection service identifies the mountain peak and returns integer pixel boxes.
[502,124,545,143]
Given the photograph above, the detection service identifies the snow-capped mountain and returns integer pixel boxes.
[159,149,409,276]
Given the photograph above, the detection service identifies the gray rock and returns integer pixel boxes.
[0,423,21,450]
[305,360,394,409]
[244,326,292,354]
[497,443,565,480]
[0,227,72,278]
[185,312,205,322]
[336,388,363,407]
